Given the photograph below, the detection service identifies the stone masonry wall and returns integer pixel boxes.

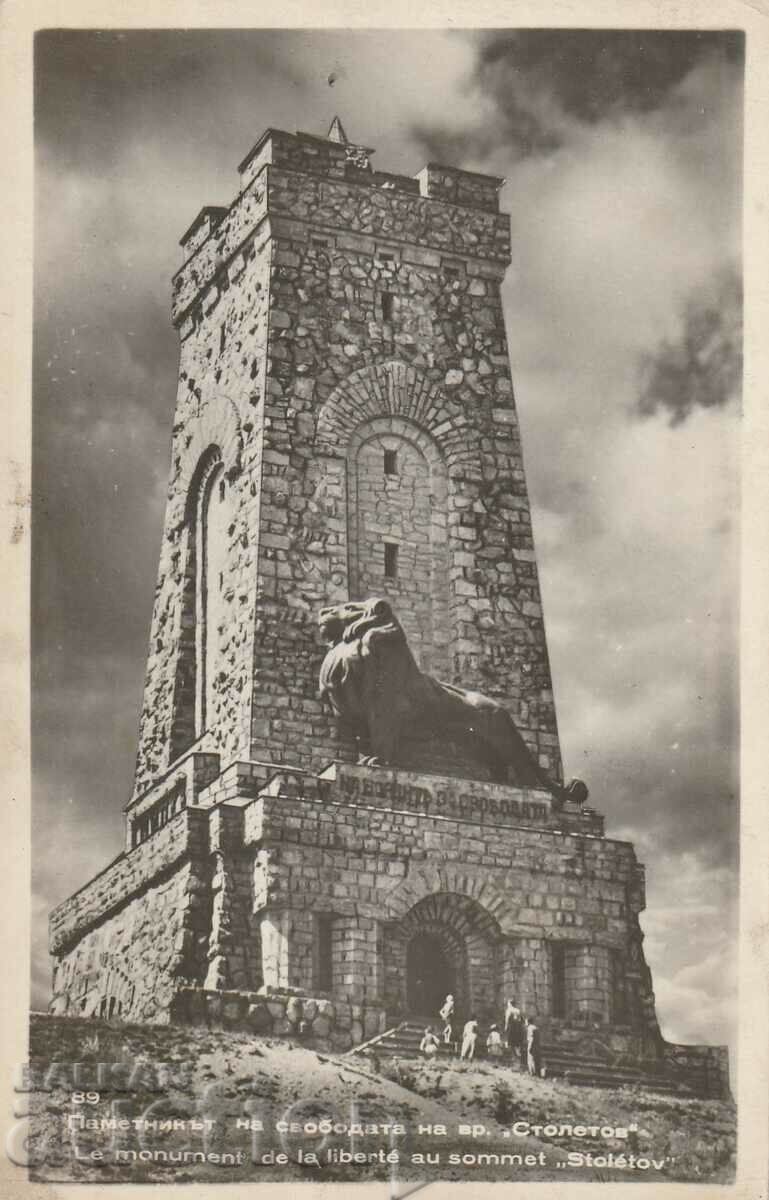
[51,765,644,1031]
[203,804,262,993]
[133,212,273,798]
[500,936,552,1018]
[50,860,208,1025]
[50,809,213,1022]
[49,758,727,1091]
[254,161,562,776]
[237,774,644,1026]
[170,986,386,1055]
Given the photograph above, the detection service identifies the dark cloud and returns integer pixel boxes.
[411,29,743,164]
[477,30,743,122]
[34,30,307,172]
[636,268,742,424]
[411,103,558,166]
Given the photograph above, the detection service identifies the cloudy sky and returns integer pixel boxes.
[32,28,742,1058]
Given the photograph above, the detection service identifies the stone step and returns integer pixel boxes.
[542,1048,661,1073]
[350,1019,458,1058]
[555,1068,688,1094]
[350,1021,696,1095]
[538,1047,693,1094]
[544,1056,668,1079]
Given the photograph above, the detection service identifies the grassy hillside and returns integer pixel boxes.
[26,1014,735,1185]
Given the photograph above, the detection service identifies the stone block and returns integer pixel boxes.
[205,994,223,1021]
[285,997,304,1025]
[329,1029,353,1052]
[363,1010,382,1039]
[247,1003,273,1032]
[223,999,244,1023]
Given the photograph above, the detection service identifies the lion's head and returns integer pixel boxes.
[318,597,411,719]
[318,597,399,646]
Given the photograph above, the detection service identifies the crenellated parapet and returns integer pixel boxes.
[172,127,510,332]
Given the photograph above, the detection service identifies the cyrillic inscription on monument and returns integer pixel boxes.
[318,762,553,828]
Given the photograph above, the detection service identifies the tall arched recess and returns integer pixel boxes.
[194,450,232,737]
[315,359,481,683]
[346,416,450,679]
[169,443,234,758]
[160,396,243,766]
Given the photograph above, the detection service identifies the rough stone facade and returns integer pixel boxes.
[50,760,727,1094]
[49,123,728,1099]
[51,765,635,1019]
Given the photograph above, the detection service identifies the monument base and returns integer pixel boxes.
[48,757,729,1097]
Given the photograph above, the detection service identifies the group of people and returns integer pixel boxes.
[418,995,542,1075]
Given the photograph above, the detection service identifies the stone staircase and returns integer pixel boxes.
[540,1043,694,1095]
[349,1020,695,1096]
[350,1017,458,1060]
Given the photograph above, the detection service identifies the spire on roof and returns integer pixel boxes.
[327,116,349,145]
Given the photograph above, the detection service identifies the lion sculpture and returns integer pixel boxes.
[318,597,587,806]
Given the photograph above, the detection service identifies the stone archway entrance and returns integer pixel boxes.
[406,932,457,1016]
[383,891,502,1024]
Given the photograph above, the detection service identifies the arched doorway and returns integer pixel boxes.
[384,891,502,1023]
[406,932,456,1016]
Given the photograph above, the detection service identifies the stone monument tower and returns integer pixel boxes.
[49,120,728,1097]
[130,115,562,800]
